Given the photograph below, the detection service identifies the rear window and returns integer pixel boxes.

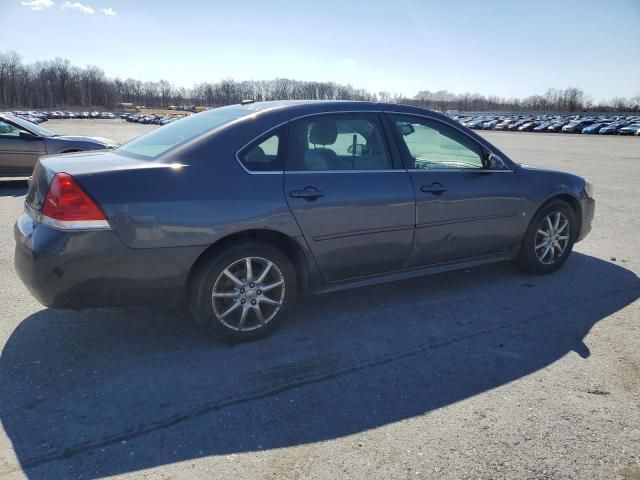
[116,106,251,160]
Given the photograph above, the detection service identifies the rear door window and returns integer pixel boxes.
[287,114,393,171]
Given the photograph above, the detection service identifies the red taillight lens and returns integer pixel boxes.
[42,173,107,222]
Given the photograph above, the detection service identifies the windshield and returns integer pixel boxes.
[116,106,252,160]
[8,114,56,137]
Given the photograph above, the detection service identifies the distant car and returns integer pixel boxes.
[464,119,486,129]
[618,123,640,136]
[494,119,515,130]
[599,122,627,134]
[581,123,607,134]
[508,119,530,131]
[561,120,594,133]
[547,121,568,132]
[533,121,552,132]
[518,121,541,132]
[0,113,119,176]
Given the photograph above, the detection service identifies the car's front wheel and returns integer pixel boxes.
[517,200,577,274]
[189,243,297,342]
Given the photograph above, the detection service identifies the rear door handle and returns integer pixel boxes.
[421,182,447,195]
[289,186,325,201]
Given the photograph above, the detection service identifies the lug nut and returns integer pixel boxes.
[240,288,245,293]
[257,290,262,295]
[250,283,255,288]
[241,299,246,304]
[251,300,256,305]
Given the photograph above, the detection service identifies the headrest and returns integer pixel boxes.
[245,145,267,163]
[309,121,337,145]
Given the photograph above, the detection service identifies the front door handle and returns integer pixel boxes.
[421,182,447,195]
[289,186,325,201]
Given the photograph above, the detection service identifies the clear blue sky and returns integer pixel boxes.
[1,0,639,101]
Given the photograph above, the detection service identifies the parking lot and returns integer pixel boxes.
[0,120,639,479]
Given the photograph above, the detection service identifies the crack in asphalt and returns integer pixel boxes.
[15,285,640,471]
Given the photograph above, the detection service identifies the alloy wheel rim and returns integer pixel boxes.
[211,256,285,332]
[535,211,570,265]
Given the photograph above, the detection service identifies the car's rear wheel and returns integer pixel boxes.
[189,243,297,342]
[517,200,577,274]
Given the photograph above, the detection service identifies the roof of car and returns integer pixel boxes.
[234,99,446,119]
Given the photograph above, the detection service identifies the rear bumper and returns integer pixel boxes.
[14,213,205,308]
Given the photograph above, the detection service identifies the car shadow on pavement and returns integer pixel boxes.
[1,253,638,479]
[0,179,28,197]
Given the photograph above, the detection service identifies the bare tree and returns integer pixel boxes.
[0,51,637,113]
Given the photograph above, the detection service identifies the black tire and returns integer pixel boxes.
[517,200,577,274]
[189,242,297,343]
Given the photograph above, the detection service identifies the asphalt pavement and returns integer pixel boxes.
[0,121,638,479]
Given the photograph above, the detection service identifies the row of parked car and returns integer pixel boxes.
[121,113,186,125]
[451,114,640,136]
[9,110,119,124]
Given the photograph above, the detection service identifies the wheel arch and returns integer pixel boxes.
[185,229,310,296]
[533,193,582,237]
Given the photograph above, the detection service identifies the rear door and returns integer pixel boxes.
[0,119,46,175]
[387,113,523,267]
[284,113,415,281]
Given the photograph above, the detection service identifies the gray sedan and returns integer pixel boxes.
[14,101,595,342]
[0,113,119,176]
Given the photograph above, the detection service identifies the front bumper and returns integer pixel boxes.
[14,213,203,308]
[576,196,595,242]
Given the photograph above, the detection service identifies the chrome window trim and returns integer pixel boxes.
[407,169,515,173]
[234,109,514,175]
[285,169,404,175]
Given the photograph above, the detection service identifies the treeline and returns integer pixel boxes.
[1,51,639,113]
[413,88,640,113]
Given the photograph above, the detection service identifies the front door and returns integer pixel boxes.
[387,114,523,266]
[0,119,46,175]
[284,113,415,281]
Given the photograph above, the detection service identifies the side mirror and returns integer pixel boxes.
[397,123,415,136]
[347,143,371,156]
[487,153,506,170]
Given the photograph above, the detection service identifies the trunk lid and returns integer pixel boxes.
[25,150,160,212]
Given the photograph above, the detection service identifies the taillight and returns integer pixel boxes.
[40,173,110,230]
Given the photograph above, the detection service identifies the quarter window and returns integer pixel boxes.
[238,129,284,172]
[288,114,392,171]
[391,116,484,170]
